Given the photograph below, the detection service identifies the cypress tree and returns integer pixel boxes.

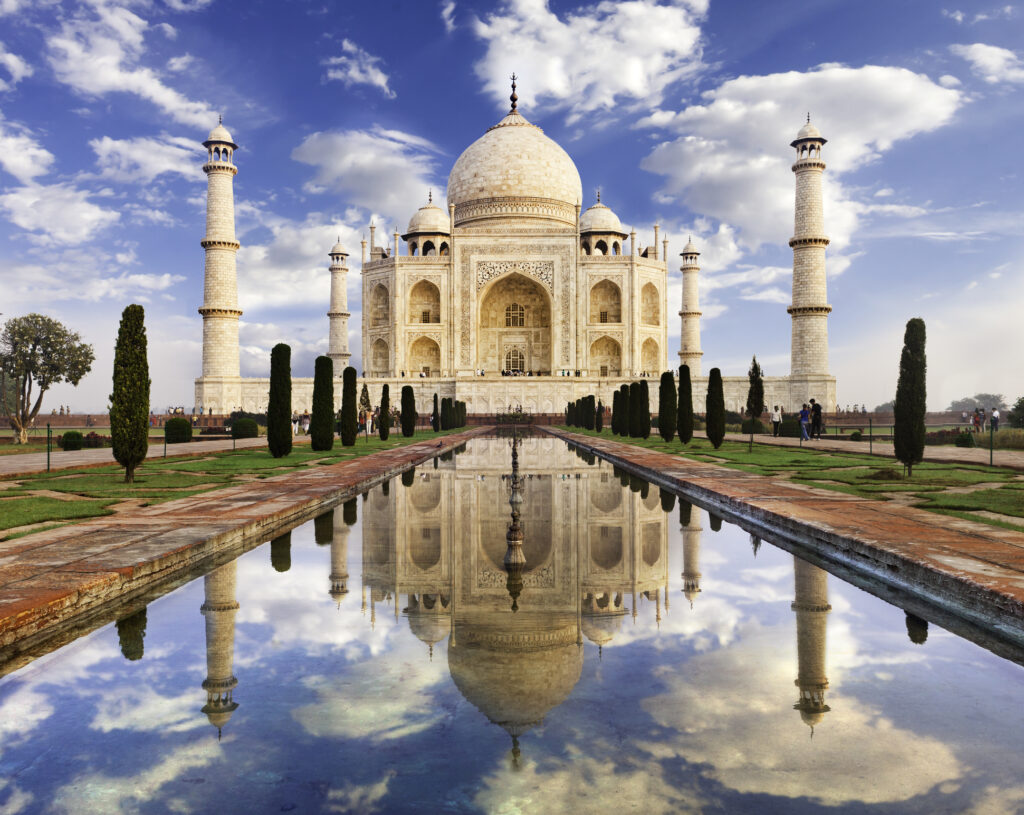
[620,384,631,436]
[340,365,357,446]
[431,393,440,431]
[568,400,577,427]
[565,402,571,425]
[611,391,620,434]
[629,382,643,437]
[659,370,676,443]
[595,399,604,433]
[267,343,292,458]
[678,365,693,444]
[378,384,390,440]
[310,355,334,451]
[458,401,466,427]
[746,355,765,423]
[359,383,371,415]
[639,380,651,439]
[401,385,417,436]
[894,317,927,476]
[706,367,725,449]
[110,303,150,483]
[583,395,596,430]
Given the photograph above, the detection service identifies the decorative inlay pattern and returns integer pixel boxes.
[476,260,554,291]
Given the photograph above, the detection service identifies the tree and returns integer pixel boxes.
[705,367,725,449]
[116,607,147,662]
[620,384,630,436]
[340,366,358,445]
[894,317,926,476]
[267,343,292,457]
[568,400,577,427]
[746,356,764,422]
[1008,396,1024,428]
[401,385,417,437]
[677,365,693,444]
[109,304,150,483]
[0,314,94,444]
[583,395,596,430]
[441,397,452,430]
[310,356,334,451]
[628,382,643,437]
[873,400,895,413]
[948,393,1007,412]
[611,391,620,434]
[659,371,676,442]
[379,384,390,440]
[639,380,651,439]
[359,383,372,415]
[595,399,604,433]
[431,393,440,431]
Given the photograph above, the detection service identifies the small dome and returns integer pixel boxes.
[204,120,236,147]
[681,237,699,256]
[581,612,624,646]
[580,200,626,236]
[329,239,348,257]
[792,118,826,147]
[404,198,451,237]
[408,611,451,646]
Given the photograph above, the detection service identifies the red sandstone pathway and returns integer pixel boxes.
[550,427,1024,645]
[0,428,486,662]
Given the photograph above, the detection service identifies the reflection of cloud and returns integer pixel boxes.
[0,778,33,815]
[326,771,394,813]
[292,660,447,742]
[642,627,962,805]
[0,686,53,743]
[90,688,204,734]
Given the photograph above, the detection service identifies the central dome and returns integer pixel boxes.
[447,109,583,228]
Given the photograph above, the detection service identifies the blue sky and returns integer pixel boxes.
[0,0,1021,412]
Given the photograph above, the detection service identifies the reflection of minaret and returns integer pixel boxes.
[681,508,702,608]
[792,557,831,734]
[201,561,240,737]
[329,505,350,605]
[504,430,525,612]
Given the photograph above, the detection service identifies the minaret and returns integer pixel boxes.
[201,561,240,736]
[681,506,703,608]
[197,118,242,413]
[788,115,832,409]
[327,239,351,371]
[678,237,703,376]
[329,504,350,605]
[792,556,831,734]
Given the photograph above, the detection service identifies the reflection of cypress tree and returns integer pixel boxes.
[629,473,644,493]
[660,487,676,513]
[906,612,929,644]
[381,479,390,496]
[433,456,438,470]
[116,607,147,661]
[708,512,722,532]
[314,511,333,546]
[616,467,630,488]
[679,499,692,526]
[343,498,357,526]
[270,532,292,572]
[401,467,415,487]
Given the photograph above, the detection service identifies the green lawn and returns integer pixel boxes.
[0,428,464,536]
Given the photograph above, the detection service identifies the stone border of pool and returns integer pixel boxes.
[547,427,1024,653]
[0,428,488,673]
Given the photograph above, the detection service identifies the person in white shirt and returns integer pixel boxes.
[992,407,1000,432]
[771,405,782,437]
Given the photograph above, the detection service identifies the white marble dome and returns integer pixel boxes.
[205,122,235,146]
[580,200,626,236]
[329,239,348,256]
[405,199,451,236]
[446,110,583,227]
[794,120,823,142]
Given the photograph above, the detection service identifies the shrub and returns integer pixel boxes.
[110,303,150,483]
[659,371,676,443]
[340,367,357,446]
[310,355,335,451]
[992,429,1024,450]
[741,418,765,434]
[955,431,976,448]
[705,368,725,449]
[84,432,108,448]
[61,430,83,450]
[779,417,801,438]
[232,418,258,439]
[849,430,863,442]
[165,417,192,444]
[267,343,292,458]
[379,384,390,441]
[401,386,417,437]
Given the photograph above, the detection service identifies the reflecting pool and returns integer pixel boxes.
[2,435,1024,814]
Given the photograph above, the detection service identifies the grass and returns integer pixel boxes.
[561,426,1024,531]
[0,428,465,537]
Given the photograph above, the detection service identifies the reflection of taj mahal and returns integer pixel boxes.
[194,82,836,415]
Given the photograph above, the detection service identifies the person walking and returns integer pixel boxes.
[799,404,810,441]
[992,406,1000,433]
[771,405,782,437]
[810,399,823,439]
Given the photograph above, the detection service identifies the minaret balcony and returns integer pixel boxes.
[788,236,830,248]
[201,238,241,250]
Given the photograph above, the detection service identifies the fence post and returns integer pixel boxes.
[990,422,994,467]
[869,417,873,455]
[46,423,51,473]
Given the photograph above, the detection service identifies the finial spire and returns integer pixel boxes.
[596,187,601,204]
[218,114,222,125]
[807,112,811,124]
[509,73,518,112]
[428,189,433,204]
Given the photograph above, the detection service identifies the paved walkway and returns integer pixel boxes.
[549,427,1024,653]
[719,431,1024,470]
[0,428,487,667]
[0,436,272,478]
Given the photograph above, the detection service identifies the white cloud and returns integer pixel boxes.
[939,73,962,87]
[471,0,705,124]
[943,8,966,23]
[0,182,120,244]
[322,39,395,99]
[640,65,962,253]
[163,0,215,10]
[90,134,204,182]
[0,41,32,91]
[950,42,1024,83]
[0,117,55,183]
[440,0,456,32]
[874,187,894,197]
[0,0,31,14]
[292,126,443,220]
[47,4,216,127]
[166,53,193,72]
[156,21,176,39]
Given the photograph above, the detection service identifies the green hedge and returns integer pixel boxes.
[741,418,765,434]
[61,430,83,451]
[232,418,259,439]
[165,417,192,444]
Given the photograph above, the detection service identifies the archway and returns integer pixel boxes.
[641,283,660,326]
[589,336,621,377]
[640,338,659,374]
[408,280,440,324]
[370,339,389,376]
[589,280,621,323]
[409,337,440,377]
[477,272,551,374]
[370,284,390,327]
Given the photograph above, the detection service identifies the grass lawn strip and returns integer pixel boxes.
[0,497,119,529]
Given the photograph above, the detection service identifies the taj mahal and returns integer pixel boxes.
[194,81,836,416]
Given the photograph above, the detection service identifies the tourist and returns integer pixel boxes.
[972,409,981,434]
[979,407,987,433]
[810,399,823,439]
[771,405,782,437]
[799,404,810,440]
[992,406,1000,432]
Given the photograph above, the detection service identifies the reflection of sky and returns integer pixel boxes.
[0,439,1023,813]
